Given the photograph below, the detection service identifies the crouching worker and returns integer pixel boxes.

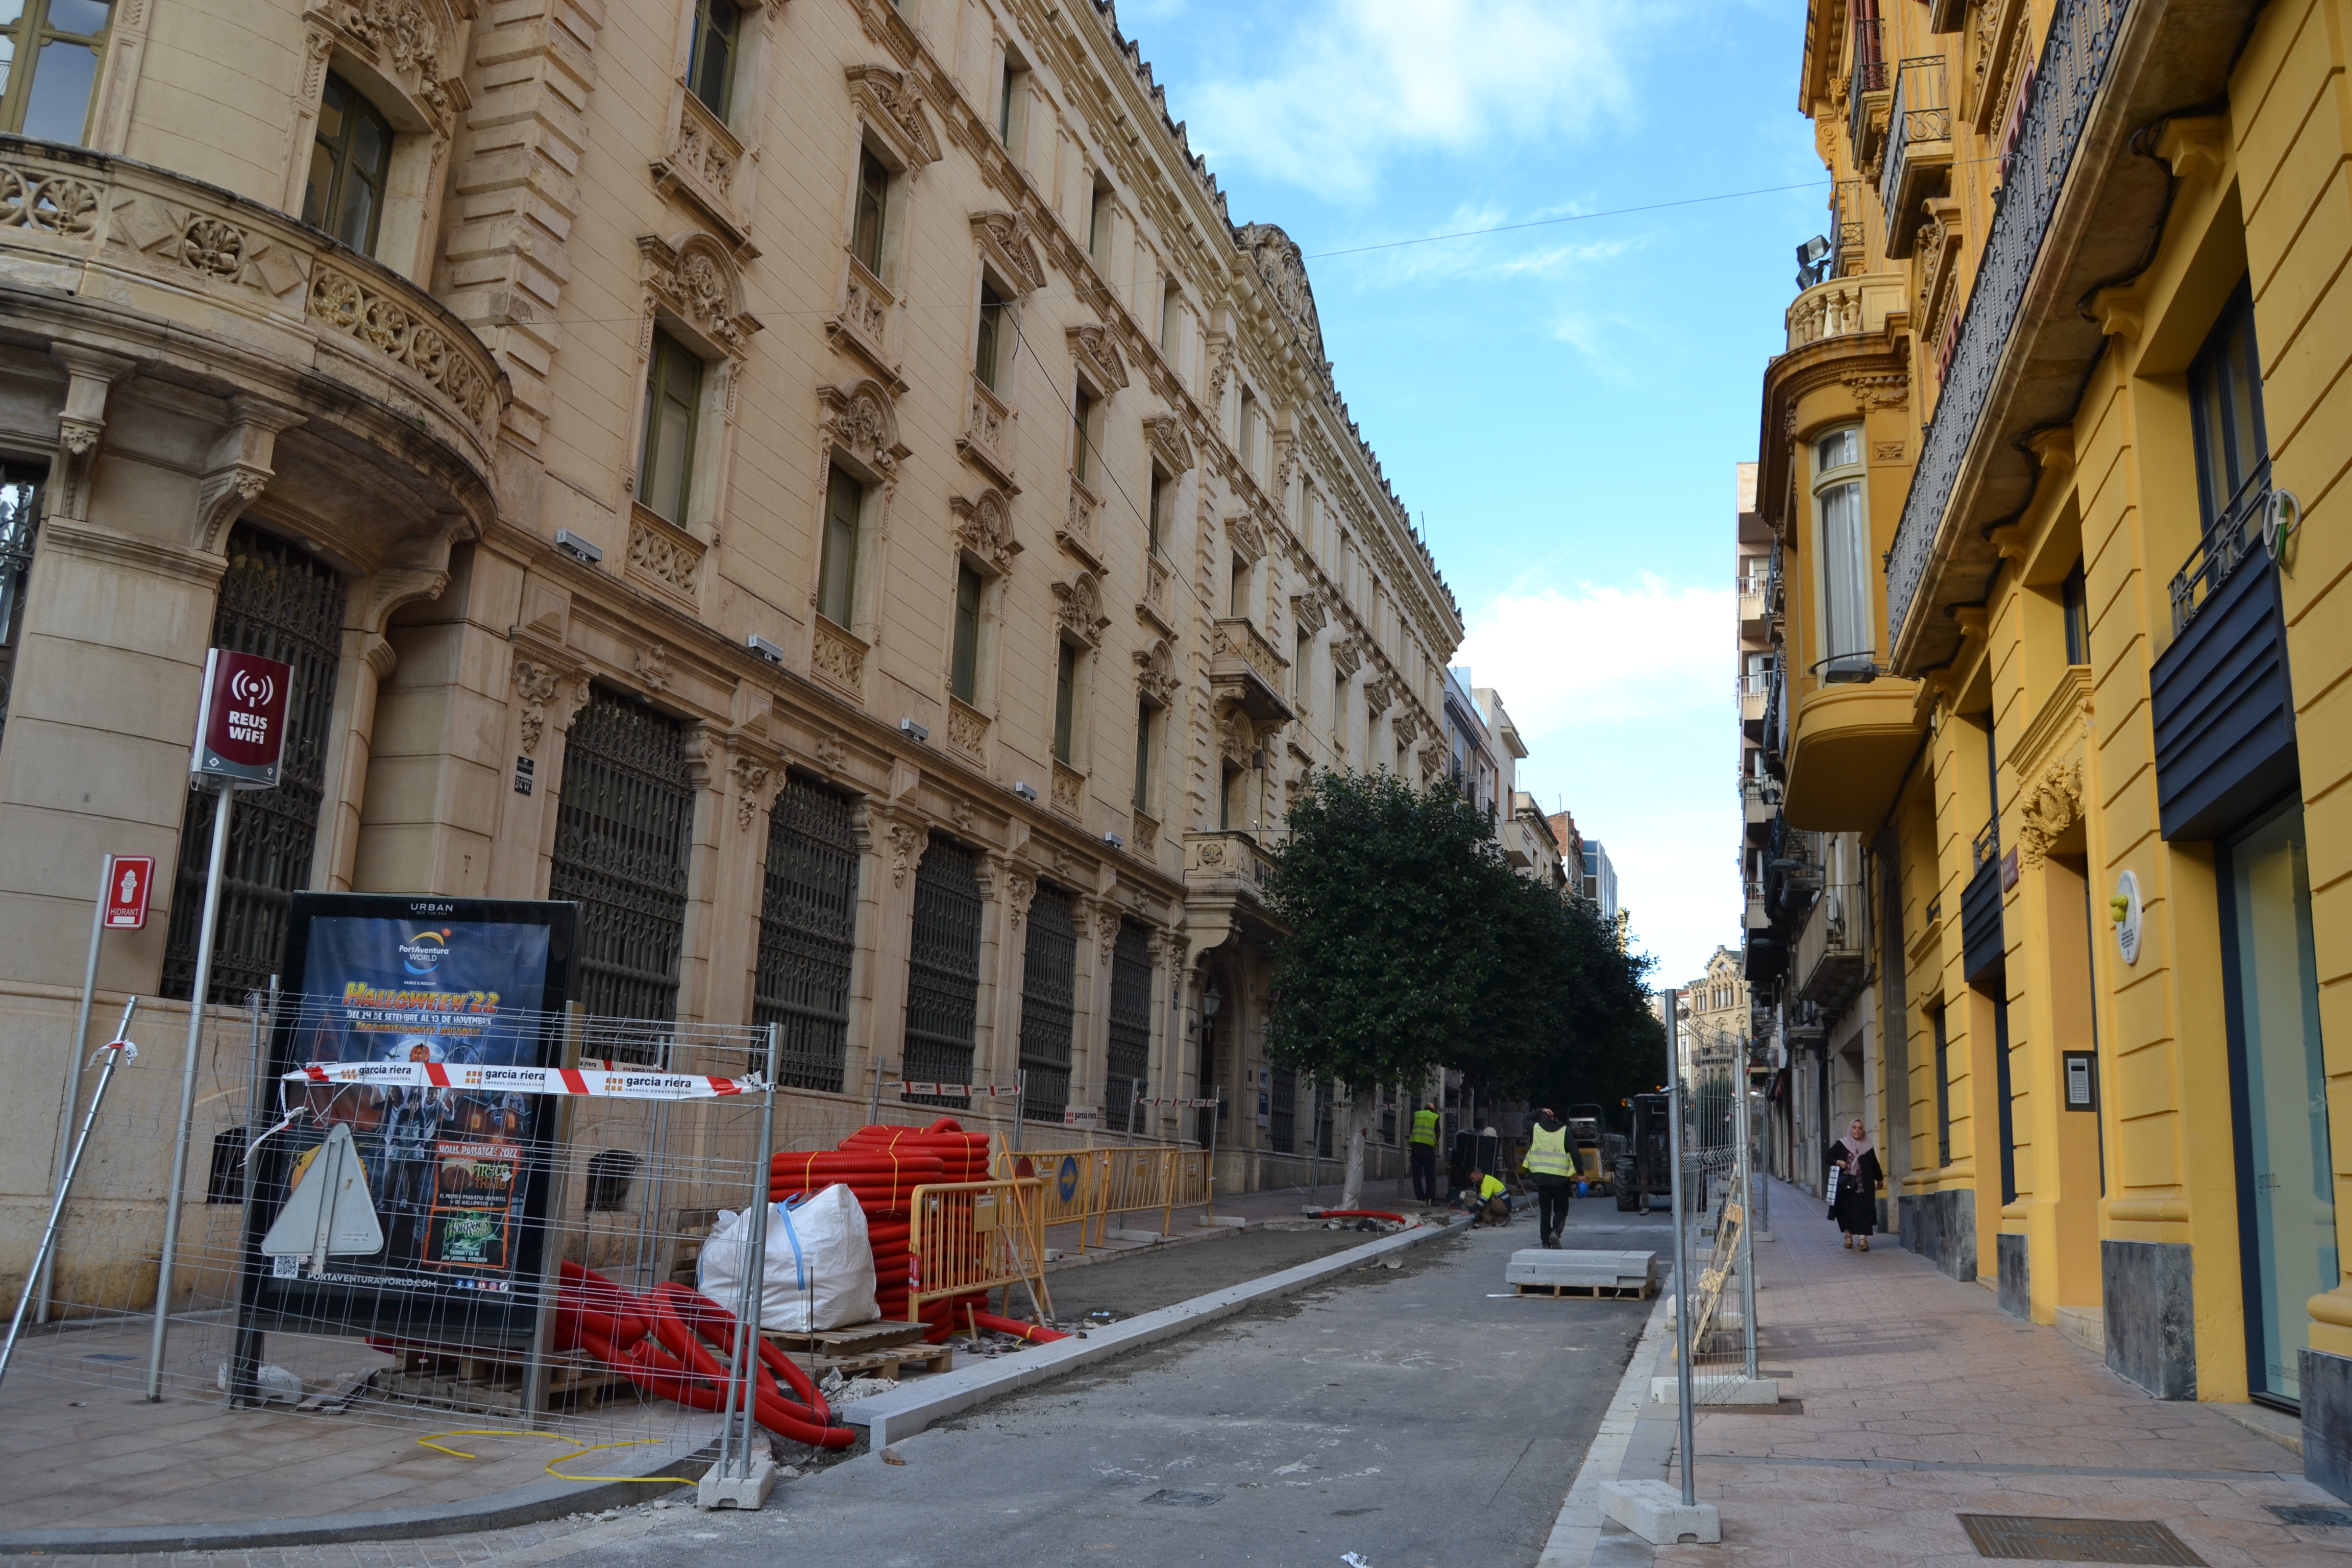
[1464,1168,1510,1227]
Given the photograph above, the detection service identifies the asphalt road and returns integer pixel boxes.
[524,1197,1674,1568]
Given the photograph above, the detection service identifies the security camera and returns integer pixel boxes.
[553,529,603,565]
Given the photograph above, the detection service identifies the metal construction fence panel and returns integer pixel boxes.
[1674,1068,1763,1406]
[905,1179,1048,1325]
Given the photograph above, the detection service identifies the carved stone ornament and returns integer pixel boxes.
[1330,638,1364,680]
[888,819,929,889]
[1143,414,1194,476]
[1226,514,1266,564]
[949,796,976,834]
[1845,373,1909,412]
[341,0,451,114]
[1002,866,1037,930]
[627,512,702,598]
[1363,677,1394,716]
[732,756,773,830]
[819,380,911,477]
[1133,639,1179,706]
[511,657,564,754]
[845,64,941,169]
[1291,594,1328,635]
[1219,710,1255,768]
[1235,223,1325,363]
[640,234,762,358]
[813,732,848,775]
[1052,572,1112,645]
[1207,338,1236,406]
[1094,901,1119,967]
[1391,710,1420,747]
[2017,757,2085,869]
[1067,324,1130,395]
[634,641,672,693]
[969,211,1047,295]
[950,486,1020,573]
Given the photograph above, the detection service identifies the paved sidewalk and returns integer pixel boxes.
[1638,1179,2349,1565]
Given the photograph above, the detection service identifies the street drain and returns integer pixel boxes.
[1140,1490,1221,1508]
[1956,1515,2206,1564]
[2272,1506,2352,1528]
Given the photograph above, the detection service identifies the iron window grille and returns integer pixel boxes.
[163,524,346,1004]
[1269,1066,1297,1154]
[1018,886,1077,1123]
[902,837,982,1106]
[753,774,860,1092]
[547,689,694,1047]
[1106,920,1153,1133]
[2170,283,2272,638]
[0,464,41,751]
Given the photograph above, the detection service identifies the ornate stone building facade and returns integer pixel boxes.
[0,0,1461,1252]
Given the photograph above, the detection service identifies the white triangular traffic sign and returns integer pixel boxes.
[260,1123,384,1267]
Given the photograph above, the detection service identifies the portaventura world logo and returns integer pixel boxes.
[400,928,454,976]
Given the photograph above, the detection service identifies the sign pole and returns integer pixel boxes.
[146,785,232,1401]
[1205,1085,1221,1222]
[522,1003,584,1420]
[1664,990,1696,1510]
[41,855,115,1325]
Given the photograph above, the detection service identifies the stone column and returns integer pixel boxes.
[845,804,925,1102]
[700,738,780,1031]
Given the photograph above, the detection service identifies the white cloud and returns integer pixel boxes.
[1456,575,1742,987]
[1179,0,1646,194]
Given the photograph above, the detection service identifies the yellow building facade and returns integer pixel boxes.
[1753,0,2352,1474]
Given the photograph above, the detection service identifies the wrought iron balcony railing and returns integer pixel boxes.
[1885,0,2133,656]
[1830,180,1867,276]
[2168,467,2272,638]
[1847,11,1889,166]
[1972,813,2001,872]
[1880,57,1952,255]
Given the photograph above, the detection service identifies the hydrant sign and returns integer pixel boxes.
[103,856,153,930]
[190,648,293,788]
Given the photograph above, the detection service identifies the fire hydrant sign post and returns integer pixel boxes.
[148,648,296,1400]
[42,853,157,1322]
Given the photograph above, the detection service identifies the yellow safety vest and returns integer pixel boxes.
[1409,1108,1440,1147]
[1478,1173,1505,1202]
[1525,1123,1572,1178]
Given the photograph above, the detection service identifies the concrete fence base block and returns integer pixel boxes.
[1601,1479,1721,1545]
[695,1454,775,1512]
[1650,1374,1780,1405]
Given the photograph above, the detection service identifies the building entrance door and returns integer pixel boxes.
[2222,800,2336,1405]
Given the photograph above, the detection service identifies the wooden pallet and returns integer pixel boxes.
[773,1342,953,1381]
[381,1350,628,1413]
[1512,1279,1656,1300]
[764,1319,930,1356]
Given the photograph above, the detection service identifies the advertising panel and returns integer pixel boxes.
[239,893,577,1346]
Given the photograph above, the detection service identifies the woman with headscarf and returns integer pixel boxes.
[1826,1117,1881,1251]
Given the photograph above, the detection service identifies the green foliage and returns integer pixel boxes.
[1262,770,1661,1106]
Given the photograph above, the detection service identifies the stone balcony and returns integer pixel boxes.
[1782,679,1922,831]
[1792,878,1869,1015]
[1183,829,1273,903]
[1782,272,1908,354]
[1208,617,1293,723]
[0,136,506,491]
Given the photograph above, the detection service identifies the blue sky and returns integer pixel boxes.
[1117,0,1820,987]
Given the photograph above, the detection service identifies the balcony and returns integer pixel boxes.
[1880,58,1952,257]
[1208,617,1294,723]
[1744,881,1771,932]
[1847,13,1890,171]
[1792,876,1869,1015]
[0,138,505,486]
[1742,773,1781,840]
[1781,678,1923,830]
[1739,671,1770,739]
[1738,560,1771,642]
[1884,0,2227,677]
[1829,180,1867,278]
[1783,271,1909,353]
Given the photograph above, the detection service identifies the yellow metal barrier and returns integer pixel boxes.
[991,1144,1217,1251]
[906,1177,1051,1327]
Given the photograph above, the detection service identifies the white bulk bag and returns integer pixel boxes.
[698,1183,878,1332]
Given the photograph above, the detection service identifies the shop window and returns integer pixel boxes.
[638,329,704,526]
[950,562,983,704]
[303,72,393,254]
[817,465,864,629]
[686,0,740,119]
[1812,425,1871,677]
[851,146,891,277]
[974,279,1011,391]
[2,0,110,146]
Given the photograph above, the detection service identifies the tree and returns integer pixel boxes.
[1265,770,1664,1206]
[1263,772,1502,1206]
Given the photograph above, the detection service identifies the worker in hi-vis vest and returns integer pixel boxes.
[1409,1101,1441,1207]
[1522,1107,1575,1248]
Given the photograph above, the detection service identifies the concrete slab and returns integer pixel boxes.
[1601,1479,1720,1545]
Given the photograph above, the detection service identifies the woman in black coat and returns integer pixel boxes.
[1826,1117,1882,1251]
